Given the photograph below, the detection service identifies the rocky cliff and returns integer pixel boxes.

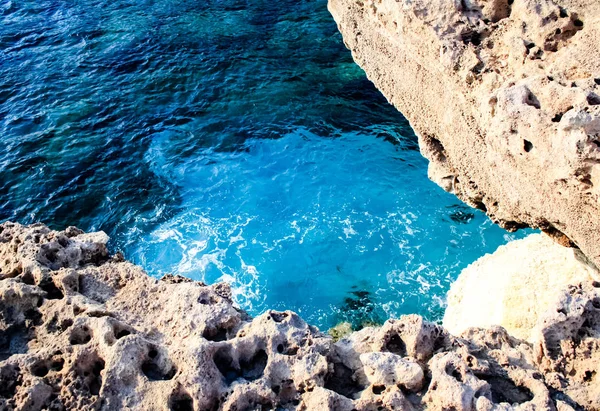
[1,222,599,410]
[328,0,600,267]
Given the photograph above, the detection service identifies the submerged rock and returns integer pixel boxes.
[1,222,599,410]
[328,0,600,268]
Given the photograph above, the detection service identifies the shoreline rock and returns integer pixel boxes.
[1,222,599,410]
[328,0,600,268]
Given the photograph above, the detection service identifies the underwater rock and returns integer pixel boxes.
[444,233,600,341]
[328,0,600,268]
[2,223,599,410]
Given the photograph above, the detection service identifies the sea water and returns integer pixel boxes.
[0,0,527,329]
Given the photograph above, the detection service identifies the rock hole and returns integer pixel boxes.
[31,362,49,377]
[285,346,299,356]
[559,7,568,18]
[50,358,64,371]
[25,308,43,326]
[445,363,463,382]
[240,349,268,381]
[587,93,600,106]
[202,327,228,342]
[141,361,176,381]
[69,326,92,345]
[477,375,534,404]
[39,279,64,300]
[88,359,105,395]
[197,294,216,305]
[385,334,407,357]
[324,361,364,399]
[114,328,131,340]
[275,341,298,356]
[270,311,289,323]
[21,272,34,285]
[523,140,533,152]
[574,19,583,28]
[552,113,563,122]
[169,390,194,411]
[61,318,74,331]
[372,385,385,395]
[214,347,240,384]
[583,370,595,382]
[214,347,268,384]
[472,61,485,74]
[473,387,489,399]
[141,349,177,381]
[75,354,105,396]
[525,92,541,109]
[460,30,481,46]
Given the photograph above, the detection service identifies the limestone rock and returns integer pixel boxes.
[1,222,599,410]
[328,0,600,267]
[444,233,600,341]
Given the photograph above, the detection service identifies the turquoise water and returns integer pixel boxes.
[0,0,526,329]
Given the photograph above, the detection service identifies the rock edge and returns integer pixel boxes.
[1,222,599,410]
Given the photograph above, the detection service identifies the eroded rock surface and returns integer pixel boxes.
[328,0,600,266]
[0,222,599,410]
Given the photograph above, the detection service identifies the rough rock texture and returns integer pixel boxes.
[1,222,600,410]
[444,233,600,341]
[328,0,600,267]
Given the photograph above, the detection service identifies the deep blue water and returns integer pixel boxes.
[0,0,526,329]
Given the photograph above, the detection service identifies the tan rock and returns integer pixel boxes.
[328,0,600,267]
[1,222,600,410]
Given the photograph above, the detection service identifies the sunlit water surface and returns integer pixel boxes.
[0,0,527,329]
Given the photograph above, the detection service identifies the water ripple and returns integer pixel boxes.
[0,0,529,329]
